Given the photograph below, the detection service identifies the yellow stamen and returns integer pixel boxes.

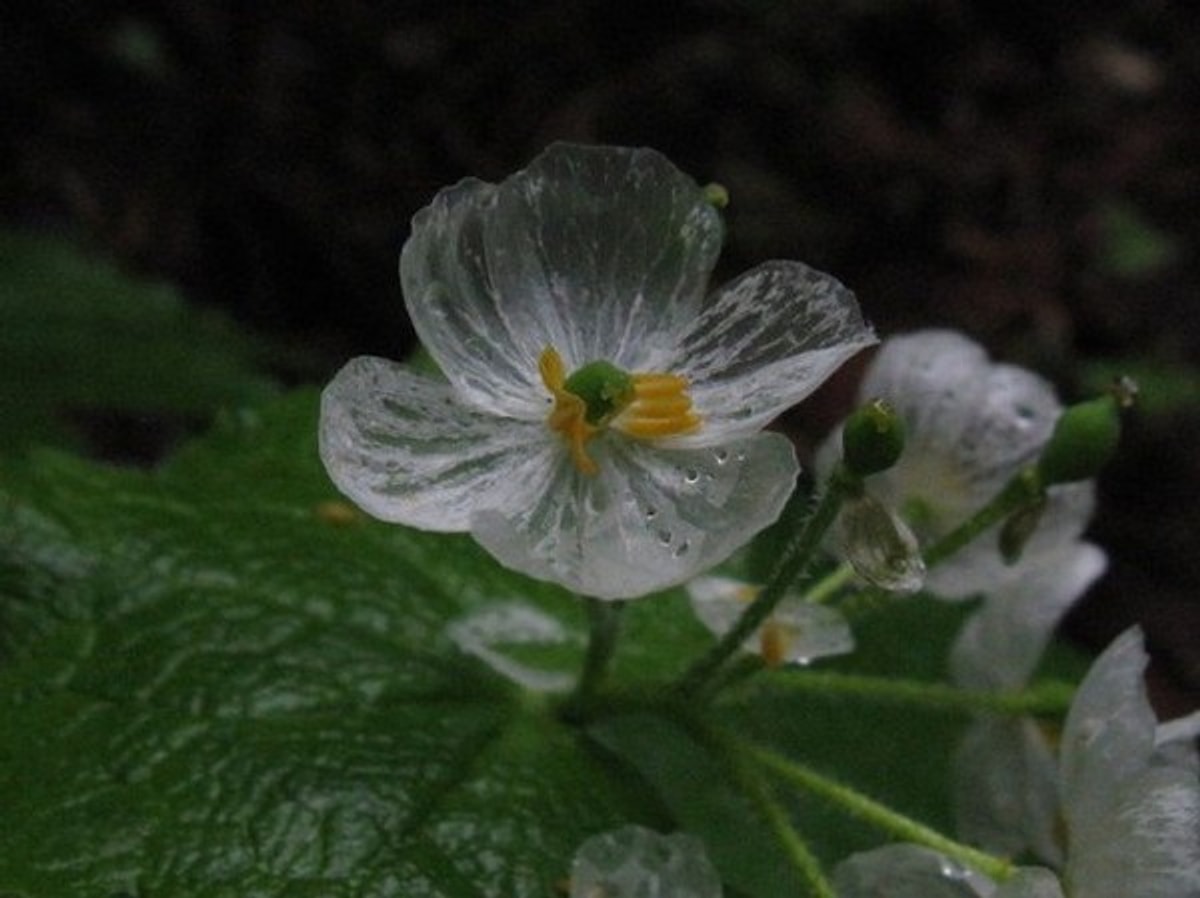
[615,372,702,439]
[539,347,600,476]
[760,621,789,668]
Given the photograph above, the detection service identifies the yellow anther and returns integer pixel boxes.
[760,621,789,668]
[539,346,600,476]
[615,371,702,439]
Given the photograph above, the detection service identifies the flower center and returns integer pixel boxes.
[538,346,701,475]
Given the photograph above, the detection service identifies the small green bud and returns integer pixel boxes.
[564,360,635,425]
[1037,393,1123,486]
[842,399,906,477]
[703,182,729,209]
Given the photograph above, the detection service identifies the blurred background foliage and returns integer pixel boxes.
[2,0,1196,708]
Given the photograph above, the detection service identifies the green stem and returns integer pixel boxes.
[563,598,624,721]
[697,723,835,898]
[749,744,1016,882]
[801,563,855,605]
[675,467,857,698]
[742,670,1076,717]
[922,468,1043,571]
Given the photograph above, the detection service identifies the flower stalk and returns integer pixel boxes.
[562,598,625,721]
[749,744,1017,883]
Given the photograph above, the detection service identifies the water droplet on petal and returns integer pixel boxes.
[713,448,729,465]
[657,529,673,545]
[673,539,690,558]
[683,467,700,484]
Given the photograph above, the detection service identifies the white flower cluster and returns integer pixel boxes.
[835,628,1200,898]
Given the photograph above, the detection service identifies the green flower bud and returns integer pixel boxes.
[1037,394,1123,486]
[842,399,906,478]
[703,182,729,209]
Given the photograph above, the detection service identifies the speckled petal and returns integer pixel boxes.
[570,825,722,898]
[484,143,725,372]
[672,261,876,441]
[471,432,797,600]
[319,356,554,530]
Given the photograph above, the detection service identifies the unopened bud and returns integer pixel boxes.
[703,182,730,209]
[1037,392,1124,486]
[837,494,925,594]
[842,399,906,478]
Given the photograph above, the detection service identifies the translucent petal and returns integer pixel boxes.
[570,825,722,898]
[400,178,545,418]
[319,356,555,530]
[484,143,725,372]
[673,261,876,440]
[858,331,1077,590]
[953,717,1063,867]
[686,575,854,664]
[1066,765,1200,898]
[994,868,1066,898]
[833,844,996,898]
[950,542,1107,691]
[471,433,798,600]
[447,602,579,692]
[1059,628,1159,820]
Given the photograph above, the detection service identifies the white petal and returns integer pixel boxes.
[994,868,1066,898]
[484,143,724,371]
[570,825,722,898]
[674,261,875,440]
[949,542,1107,690]
[400,178,545,418]
[1059,627,1158,828]
[833,844,996,897]
[953,717,1063,867]
[686,575,854,664]
[859,331,1083,598]
[471,433,798,600]
[447,602,579,692]
[319,356,555,530]
[1066,765,1200,898]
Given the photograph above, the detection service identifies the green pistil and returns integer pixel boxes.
[563,360,635,426]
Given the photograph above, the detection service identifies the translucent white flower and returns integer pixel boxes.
[686,574,854,666]
[949,543,1108,864]
[824,330,1095,599]
[320,143,875,600]
[834,628,1200,898]
[570,824,723,898]
[834,493,925,593]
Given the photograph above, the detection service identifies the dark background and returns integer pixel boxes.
[4,0,1197,710]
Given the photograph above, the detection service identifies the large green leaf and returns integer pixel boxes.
[0,390,1023,896]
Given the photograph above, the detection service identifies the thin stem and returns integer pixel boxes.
[749,744,1016,882]
[696,723,836,898]
[675,467,857,697]
[801,563,855,605]
[563,598,624,721]
[922,468,1042,571]
[741,670,1076,717]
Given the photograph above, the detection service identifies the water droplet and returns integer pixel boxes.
[734,450,747,462]
[673,539,691,558]
[713,448,729,465]
[683,468,700,484]
[657,529,673,545]
[645,506,659,521]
